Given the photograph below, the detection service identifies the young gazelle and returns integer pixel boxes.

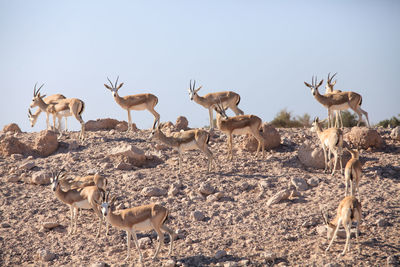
[30,84,86,140]
[344,148,362,200]
[311,117,343,175]
[150,123,215,174]
[322,196,362,255]
[50,171,108,237]
[28,93,66,130]
[188,80,244,129]
[304,76,370,128]
[104,76,160,131]
[214,102,264,160]
[95,191,177,265]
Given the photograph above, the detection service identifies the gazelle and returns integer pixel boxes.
[321,196,362,255]
[188,80,244,129]
[149,123,215,174]
[28,93,67,130]
[304,76,370,127]
[95,191,177,265]
[214,102,264,160]
[50,171,108,237]
[61,173,108,191]
[30,84,86,140]
[344,148,362,200]
[310,117,343,175]
[104,76,160,131]
[325,72,343,128]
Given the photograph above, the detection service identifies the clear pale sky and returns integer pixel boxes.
[1,0,399,131]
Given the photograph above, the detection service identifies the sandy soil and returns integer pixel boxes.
[0,127,399,266]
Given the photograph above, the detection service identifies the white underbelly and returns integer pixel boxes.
[73,200,92,209]
[232,127,251,135]
[331,103,350,111]
[129,103,148,111]
[179,140,198,151]
[132,219,153,231]
[57,110,72,117]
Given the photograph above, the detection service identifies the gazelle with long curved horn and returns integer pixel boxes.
[104,76,160,131]
[325,72,343,128]
[188,80,244,129]
[214,101,264,160]
[28,94,67,130]
[304,76,370,127]
[95,191,177,265]
[30,83,52,129]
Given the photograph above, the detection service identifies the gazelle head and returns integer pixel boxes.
[188,80,202,100]
[325,72,337,92]
[104,76,124,97]
[346,147,360,160]
[27,109,37,127]
[50,170,65,192]
[30,83,45,108]
[96,191,116,217]
[304,76,323,96]
[310,117,327,133]
[149,122,164,139]
[321,209,336,239]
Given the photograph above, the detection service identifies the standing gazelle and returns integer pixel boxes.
[321,196,362,255]
[104,76,160,131]
[214,102,264,160]
[149,123,215,173]
[344,148,362,200]
[28,93,67,130]
[311,117,343,175]
[95,191,176,265]
[188,80,244,129]
[304,76,370,127]
[325,72,343,128]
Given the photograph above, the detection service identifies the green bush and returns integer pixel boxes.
[270,109,311,128]
[377,114,400,128]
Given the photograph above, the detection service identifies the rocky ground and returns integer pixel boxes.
[0,125,399,266]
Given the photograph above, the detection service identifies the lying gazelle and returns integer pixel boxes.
[50,171,108,237]
[30,83,86,140]
[95,191,176,265]
[304,76,370,128]
[28,93,67,130]
[344,148,362,200]
[149,123,215,174]
[311,117,343,175]
[321,196,362,255]
[104,76,160,131]
[214,102,264,160]
[325,72,343,128]
[61,173,108,191]
[188,80,244,129]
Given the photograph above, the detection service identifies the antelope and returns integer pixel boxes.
[149,123,215,174]
[188,80,244,129]
[61,173,108,191]
[214,102,264,160]
[50,171,108,237]
[304,76,370,128]
[321,196,362,255]
[325,72,343,128]
[310,117,343,175]
[30,84,86,140]
[104,76,160,131]
[95,191,177,265]
[28,93,67,130]
[344,148,362,200]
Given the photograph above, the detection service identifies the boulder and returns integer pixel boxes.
[0,136,31,157]
[297,141,326,169]
[33,130,59,157]
[141,186,167,197]
[290,177,308,191]
[344,127,384,149]
[31,171,52,185]
[390,126,400,141]
[175,116,189,131]
[37,249,55,262]
[2,123,22,133]
[199,182,215,196]
[266,189,292,207]
[242,123,280,152]
[85,118,134,131]
[109,144,147,167]
[192,210,205,221]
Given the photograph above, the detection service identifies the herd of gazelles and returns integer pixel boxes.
[28,73,369,263]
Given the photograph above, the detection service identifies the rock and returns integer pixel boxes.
[163,259,176,267]
[290,177,308,191]
[115,122,129,132]
[116,162,134,171]
[85,118,134,131]
[7,176,20,182]
[20,161,35,170]
[141,186,167,197]
[316,225,326,236]
[344,127,384,149]
[42,222,60,230]
[168,184,180,197]
[31,171,52,185]
[261,251,277,261]
[138,237,151,249]
[307,177,319,187]
[192,210,205,221]
[387,255,398,267]
[33,130,59,157]
[37,249,55,262]
[242,123,281,151]
[215,250,227,260]
[376,218,389,227]
[224,262,239,267]
[67,140,79,150]
[90,263,109,267]
[0,136,31,157]
[175,116,189,131]
[109,144,147,167]
[199,182,215,196]
[2,123,22,133]
[10,154,24,160]
[266,189,291,207]
[297,141,325,169]
[391,126,400,141]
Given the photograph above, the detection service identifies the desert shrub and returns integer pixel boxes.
[377,114,400,128]
[270,109,310,128]
[339,110,366,127]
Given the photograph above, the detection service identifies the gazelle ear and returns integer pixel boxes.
[117,83,124,90]
[110,196,116,204]
[104,84,112,90]
[317,79,324,88]
[331,80,336,86]
[304,82,311,88]
[195,86,202,93]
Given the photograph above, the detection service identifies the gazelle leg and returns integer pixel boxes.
[331,151,338,176]
[153,227,164,259]
[161,224,176,256]
[130,230,143,264]
[326,218,342,251]
[322,147,328,173]
[124,230,131,261]
[127,110,132,131]
[178,149,182,174]
[208,108,214,129]
[228,134,233,160]
[341,223,351,255]
[149,108,160,130]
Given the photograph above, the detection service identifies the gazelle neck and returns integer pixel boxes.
[105,207,126,228]
[113,91,127,107]
[35,97,49,111]
[193,93,209,107]
[154,130,179,147]
[54,184,69,203]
